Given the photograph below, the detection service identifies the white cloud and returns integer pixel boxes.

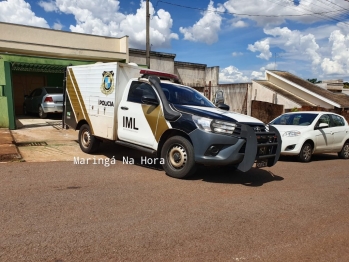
[179,1,224,45]
[38,0,58,12]
[219,65,249,83]
[38,0,178,49]
[0,0,49,28]
[223,0,349,27]
[232,52,243,57]
[247,23,349,79]
[248,39,272,60]
[53,21,63,30]
[248,26,321,73]
[260,63,277,71]
[251,71,264,80]
[321,58,345,75]
[321,30,349,75]
[264,27,321,68]
[232,20,248,28]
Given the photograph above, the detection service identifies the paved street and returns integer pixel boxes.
[1,154,349,261]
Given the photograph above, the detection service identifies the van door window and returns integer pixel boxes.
[127,81,157,104]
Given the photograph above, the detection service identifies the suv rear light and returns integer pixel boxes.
[44,96,53,102]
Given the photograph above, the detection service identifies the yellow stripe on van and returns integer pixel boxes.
[142,104,169,142]
[67,68,94,134]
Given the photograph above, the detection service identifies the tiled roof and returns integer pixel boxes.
[269,70,349,108]
[255,80,315,107]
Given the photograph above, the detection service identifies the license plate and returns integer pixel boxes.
[256,159,268,168]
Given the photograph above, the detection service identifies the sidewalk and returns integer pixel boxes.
[0,128,22,162]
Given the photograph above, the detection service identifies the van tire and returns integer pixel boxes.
[79,124,100,153]
[161,136,196,179]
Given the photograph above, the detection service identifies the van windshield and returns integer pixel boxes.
[160,83,214,107]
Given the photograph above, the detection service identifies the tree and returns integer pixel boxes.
[307,78,322,84]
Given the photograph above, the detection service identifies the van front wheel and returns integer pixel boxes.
[161,136,196,179]
[79,124,100,153]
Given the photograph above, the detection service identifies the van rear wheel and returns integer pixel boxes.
[161,136,196,179]
[79,124,100,153]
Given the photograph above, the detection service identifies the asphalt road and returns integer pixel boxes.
[0,154,348,261]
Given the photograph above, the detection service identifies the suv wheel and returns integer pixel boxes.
[161,136,196,179]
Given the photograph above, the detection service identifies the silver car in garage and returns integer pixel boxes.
[23,87,64,118]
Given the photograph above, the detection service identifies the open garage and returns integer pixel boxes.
[0,22,129,129]
[11,62,65,115]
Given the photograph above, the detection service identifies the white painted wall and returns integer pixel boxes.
[130,52,174,74]
[0,22,129,62]
[252,81,301,111]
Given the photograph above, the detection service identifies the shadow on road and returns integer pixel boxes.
[189,166,284,186]
[278,153,339,162]
[96,141,284,186]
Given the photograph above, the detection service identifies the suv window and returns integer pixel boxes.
[127,81,157,104]
[331,114,345,127]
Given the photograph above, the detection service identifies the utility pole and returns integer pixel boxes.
[146,0,150,69]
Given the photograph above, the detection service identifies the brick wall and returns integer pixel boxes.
[251,100,284,123]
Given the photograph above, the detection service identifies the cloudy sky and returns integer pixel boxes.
[1,0,349,83]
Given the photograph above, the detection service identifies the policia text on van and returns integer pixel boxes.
[63,62,281,179]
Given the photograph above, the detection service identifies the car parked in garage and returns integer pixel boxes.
[23,87,63,118]
[269,111,349,162]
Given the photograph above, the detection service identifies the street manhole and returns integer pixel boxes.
[16,142,48,147]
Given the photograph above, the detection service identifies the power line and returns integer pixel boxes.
[295,0,349,22]
[274,0,349,25]
[157,0,344,17]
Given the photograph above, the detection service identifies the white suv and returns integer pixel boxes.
[270,111,349,162]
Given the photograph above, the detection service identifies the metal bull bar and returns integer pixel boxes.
[237,124,281,172]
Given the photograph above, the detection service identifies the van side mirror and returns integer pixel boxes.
[141,95,159,106]
[217,103,229,111]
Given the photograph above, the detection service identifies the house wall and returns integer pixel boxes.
[342,89,349,96]
[252,81,301,110]
[0,22,128,62]
[212,83,249,114]
[174,62,206,89]
[129,50,174,73]
[267,74,335,108]
[205,66,219,88]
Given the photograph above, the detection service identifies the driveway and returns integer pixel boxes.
[12,115,89,162]
[12,115,154,164]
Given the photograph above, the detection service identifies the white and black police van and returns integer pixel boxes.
[63,62,281,179]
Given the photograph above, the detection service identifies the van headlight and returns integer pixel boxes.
[192,115,236,134]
